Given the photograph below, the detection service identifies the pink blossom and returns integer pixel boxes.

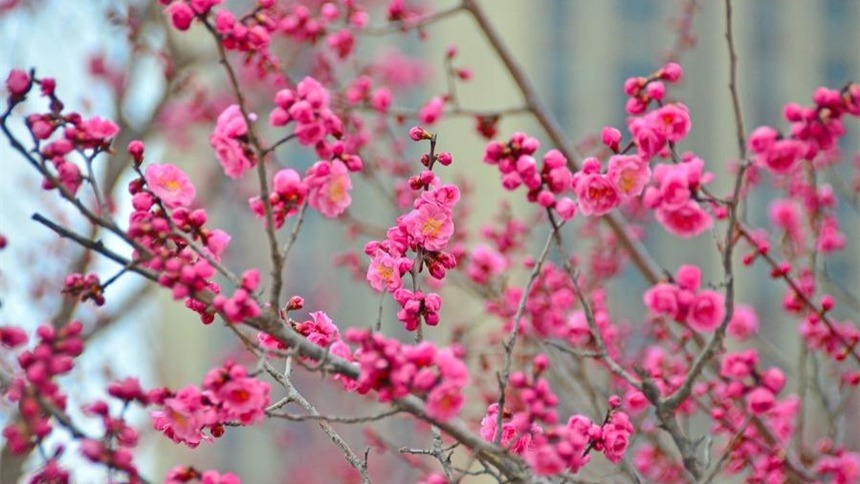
[816,451,860,484]
[165,1,195,31]
[601,411,634,463]
[748,126,779,153]
[402,202,454,251]
[0,326,27,348]
[572,172,621,216]
[643,283,680,320]
[200,470,241,484]
[144,163,196,209]
[525,446,567,476]
[215,377,270,425]
[189,0,220,15]
[466,245,507,285]
[554,197,577,220]
[295,311,341,348]
[768,199,803,244]
[151,386,213,448]
[371,88,392,113]
[418,96,445,125]
[655,201,712,238]
[479,404,535,454]
[653,103,691,142]
[675,265,701,292]
[629,116,667,159]
[326,29,355,58]
[758,138,804,174]
[606,154,650,199]
[687,290,725,332]
[660,62,683,82]
[657,169,691,210]
[366,249,406,292]
[210,105,255,179]
[746,387,775,415]
[602,126,622,151]
[204,229,230,262]
[305,160,352,217]
[250,168,308,229]
[425,382,464,422]
[212,269,261,323]
[727,304,759,340]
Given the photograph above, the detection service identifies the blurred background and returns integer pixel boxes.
[0,0,858,482]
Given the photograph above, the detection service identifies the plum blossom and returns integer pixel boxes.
[607,154,651,198]
[210,105,255,179]
[305,160,352,217]
[144,163,196,209]
[572,158,621,216]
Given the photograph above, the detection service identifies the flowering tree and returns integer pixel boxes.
[1,0,859,483]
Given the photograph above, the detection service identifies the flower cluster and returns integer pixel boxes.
[163,0,220,32]
[151,361,270,448]
[344,329,468,422]
[166,466,241,484]
[79,393,148,480]
[305,159,354,218]
[5,71,120,197]
[478,357,634,476]
[62,272,105,306]
[270,76,343,149]
[279,2,368,55]
[642,153,714,237]
[483,132,577,219]
[344,75,392,114]
[212,269,262,323]
[3,322,83,453]
[479,402,540,454]
[210,105,256,179]
[249,168,307,229]
[708,350,799,482]
[573,155,651,216]
[128,144,264,325]
[622,62,683,115]
[364,158,459,331]
[748,83,860,175]
[643,264,726,332]
[464,244,507,285]
[487,262,617,345]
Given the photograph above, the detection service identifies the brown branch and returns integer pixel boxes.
[361,5,465,36]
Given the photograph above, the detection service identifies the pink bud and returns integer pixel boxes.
[164,2,195,31]
[127,140,144,165]
[6,69,30,97]
[821,294,834,312]
[601,127,622,149]
[555,197,577,220]
[660,62,683,82]
[409,126,431,141]
[645,81,665,101]
[746,387,775,415]
[760,368,786,394]
[436,152,453,166]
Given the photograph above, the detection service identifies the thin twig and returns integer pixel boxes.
[493,230,554,445]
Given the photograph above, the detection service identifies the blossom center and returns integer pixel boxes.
[376,264,394,281]
[422,217,444,237]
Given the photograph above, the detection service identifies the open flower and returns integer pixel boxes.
[144,163,196,209]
